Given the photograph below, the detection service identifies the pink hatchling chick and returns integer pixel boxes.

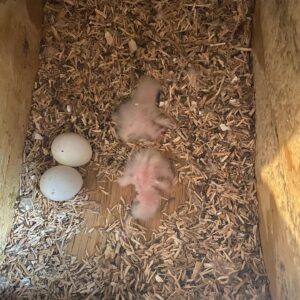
[118,149,175,194]
[115,77,174,142]
[118,149,175,221]
[131,189,161,221]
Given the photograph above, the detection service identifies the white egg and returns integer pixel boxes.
[51,132,92,167]
[40,166,83,201]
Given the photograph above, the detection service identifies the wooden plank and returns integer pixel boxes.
[253,1,300,298]
[0,0,42,260]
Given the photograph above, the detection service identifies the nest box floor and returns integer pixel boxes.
[0,0,270,299]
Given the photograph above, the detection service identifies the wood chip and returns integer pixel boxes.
[191,261,202,280]
[155,274,164,283]
[105,32,114,46]
[220,124,231,131]
[128,39,137,53]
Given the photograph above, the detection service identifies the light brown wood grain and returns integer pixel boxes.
[0,0,42,260]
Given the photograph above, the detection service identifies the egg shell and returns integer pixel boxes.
[51,132,92,167]
[40,166,83,201]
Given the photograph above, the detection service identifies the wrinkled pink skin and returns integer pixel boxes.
[118,149,175,220]
[115,77,174,142]
[118,149,175,194]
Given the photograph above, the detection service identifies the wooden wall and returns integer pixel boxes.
[253,0,300,299]
[0,0,42,259]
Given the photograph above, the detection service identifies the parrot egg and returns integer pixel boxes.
[51,132,92,167]
[39,166,83,201]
